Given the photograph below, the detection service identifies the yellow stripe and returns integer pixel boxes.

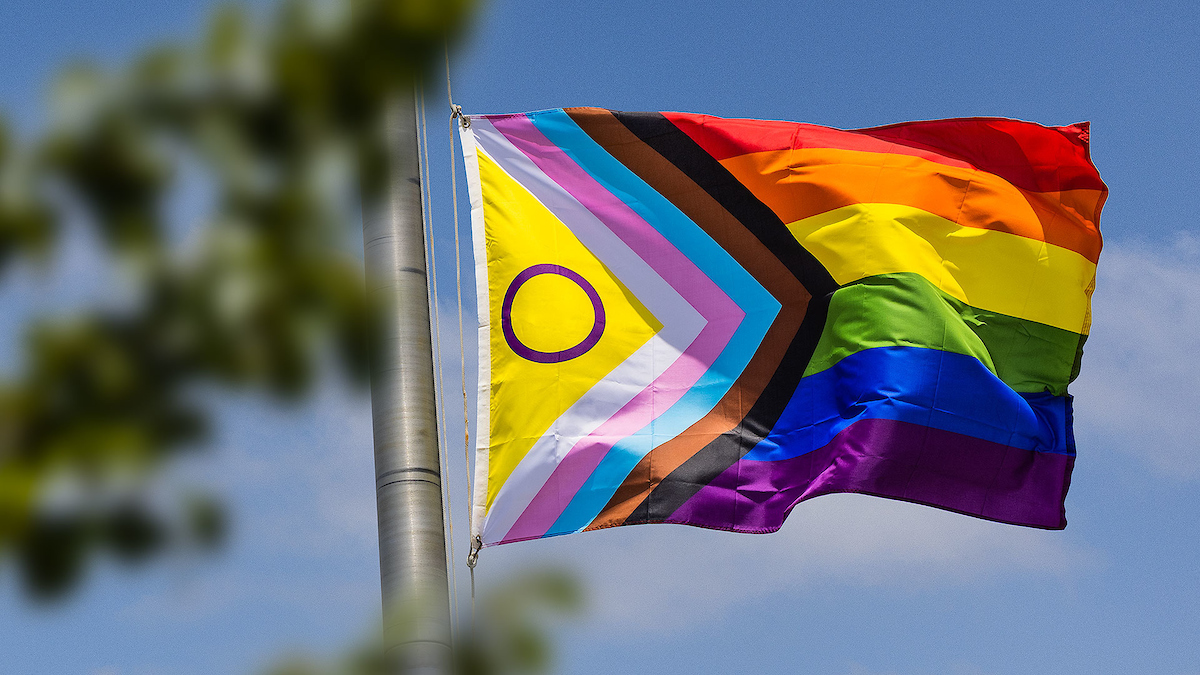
[786,203,1096,334]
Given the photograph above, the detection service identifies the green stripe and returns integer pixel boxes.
[805,273,1085,396]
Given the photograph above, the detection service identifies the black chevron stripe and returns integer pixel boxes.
[611,111,837,523]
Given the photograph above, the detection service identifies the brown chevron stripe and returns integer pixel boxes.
[564,107,811,531]
[605,111,835,524]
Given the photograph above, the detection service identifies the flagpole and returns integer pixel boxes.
[362,93,452,673]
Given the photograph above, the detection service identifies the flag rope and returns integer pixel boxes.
[416,84,460,637]
[445,44,479,620]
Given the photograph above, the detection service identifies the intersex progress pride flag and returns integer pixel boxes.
[460,109,1106,547]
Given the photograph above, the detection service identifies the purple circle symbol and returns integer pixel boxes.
[501,264,606,363]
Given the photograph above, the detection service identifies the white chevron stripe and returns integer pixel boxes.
[469,119,706,544]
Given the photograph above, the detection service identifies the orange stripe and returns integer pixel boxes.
[720,148,1103,264]
[1019,188,1107,256]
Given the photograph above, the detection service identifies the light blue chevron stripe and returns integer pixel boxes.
[530,109,780,536]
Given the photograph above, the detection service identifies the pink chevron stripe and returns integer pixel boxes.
[490,113,744,542]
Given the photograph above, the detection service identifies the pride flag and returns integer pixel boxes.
[461,109,1105,547]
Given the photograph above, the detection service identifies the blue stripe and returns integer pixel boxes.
[530,109,781,536]
[742,345,1075,462]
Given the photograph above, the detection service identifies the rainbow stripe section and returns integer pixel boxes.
[462,109,1105,546]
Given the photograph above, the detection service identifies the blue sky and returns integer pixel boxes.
[3,0,1200,674]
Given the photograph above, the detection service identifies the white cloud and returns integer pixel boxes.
[847,665,902,675]
[110,375,383,628]
[481,493,1093,635]
[845,661,995,675]
[844,662,902,672]
[1072,235,1200,476]
[177,377,381,560]
[118,574,242,624]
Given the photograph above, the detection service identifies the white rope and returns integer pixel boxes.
[416,85,460,635]
[446,56,472,530]
[445,45,480,620]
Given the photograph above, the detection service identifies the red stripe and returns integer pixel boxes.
[662,112,1106,195]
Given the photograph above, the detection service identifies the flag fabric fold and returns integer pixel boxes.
[461,109,1105,547]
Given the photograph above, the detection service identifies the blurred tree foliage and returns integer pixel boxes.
[0,0,473,598]
[266,570,584,675]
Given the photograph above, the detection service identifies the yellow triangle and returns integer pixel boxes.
[479,150,662,511]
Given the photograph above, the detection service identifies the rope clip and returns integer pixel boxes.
[466,535,482,568]
[450,104,471,129]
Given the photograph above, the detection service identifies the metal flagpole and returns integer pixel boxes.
[362,92,452,673]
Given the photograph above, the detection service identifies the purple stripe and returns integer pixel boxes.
[489,113,744,542]
[665,418,1072,531]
